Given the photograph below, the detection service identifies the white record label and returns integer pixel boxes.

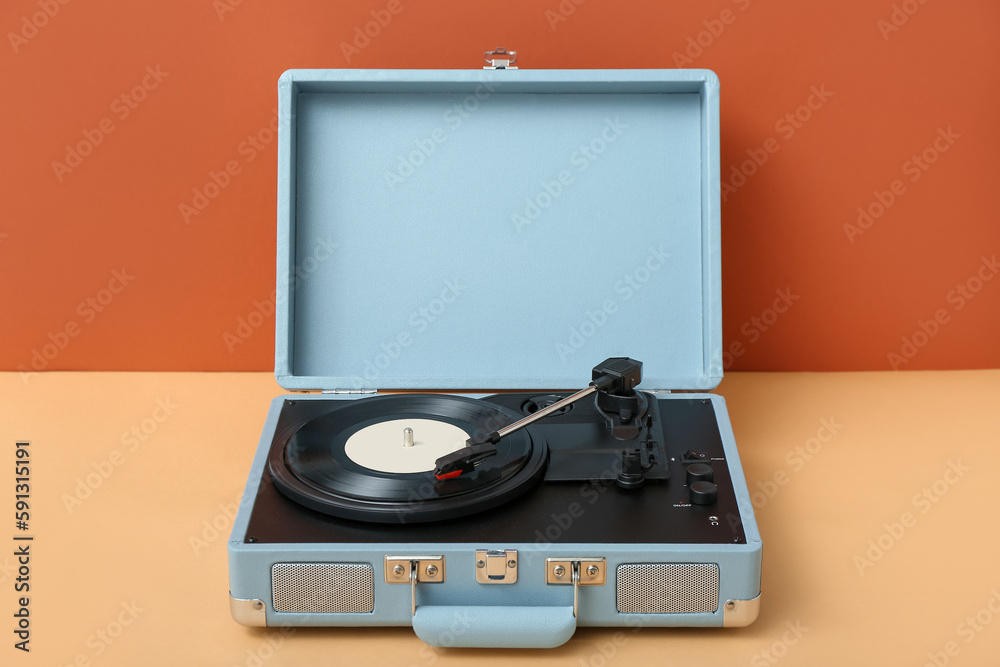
[344,418,470,474]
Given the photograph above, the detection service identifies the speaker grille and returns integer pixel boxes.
[616,563,719,614]
[271,563,374,613]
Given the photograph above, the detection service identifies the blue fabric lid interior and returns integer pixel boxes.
[275,69,722,391]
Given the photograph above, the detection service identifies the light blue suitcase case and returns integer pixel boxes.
[228,61,762,648]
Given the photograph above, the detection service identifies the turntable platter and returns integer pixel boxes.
[267,394,548,523]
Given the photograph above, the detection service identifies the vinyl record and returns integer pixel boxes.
[267,394,548,523]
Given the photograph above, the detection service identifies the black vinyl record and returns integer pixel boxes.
[267,394,548,523]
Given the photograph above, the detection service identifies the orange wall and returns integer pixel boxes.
[2,0,998,374]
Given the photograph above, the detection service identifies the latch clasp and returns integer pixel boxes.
[475,549,518,584]
[484,47,517,69]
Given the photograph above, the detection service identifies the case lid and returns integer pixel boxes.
[275,68,721,392]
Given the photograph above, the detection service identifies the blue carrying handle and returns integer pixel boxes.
[411,605,576,648]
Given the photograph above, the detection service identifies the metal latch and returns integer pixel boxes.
[385,556,445,616]
[475,549,518,584]
[545,557,606,617]
[484,47,517,69]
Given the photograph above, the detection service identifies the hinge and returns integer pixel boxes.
[484,47,517,69]
[322,389,377,395]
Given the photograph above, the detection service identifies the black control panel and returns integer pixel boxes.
[244,394,746,545]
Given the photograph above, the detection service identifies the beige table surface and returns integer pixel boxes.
[2,370,999,666]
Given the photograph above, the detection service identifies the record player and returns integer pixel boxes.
[228,56,762,648]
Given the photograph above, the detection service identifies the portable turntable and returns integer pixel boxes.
[228,59,762,648]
